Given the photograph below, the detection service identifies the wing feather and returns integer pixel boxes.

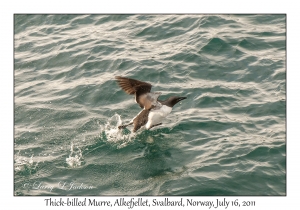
[115,76,153,109]
[115,76,152,95]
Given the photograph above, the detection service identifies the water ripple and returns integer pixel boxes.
[14,14,286,196]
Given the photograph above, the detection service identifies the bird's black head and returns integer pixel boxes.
[164,96,187,107]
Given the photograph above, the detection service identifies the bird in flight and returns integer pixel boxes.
[115,76,186,132]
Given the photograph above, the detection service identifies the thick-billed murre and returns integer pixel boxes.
[115,76,186,132]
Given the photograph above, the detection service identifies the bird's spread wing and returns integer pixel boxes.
[115,76,154,109]
[115,76,152,95]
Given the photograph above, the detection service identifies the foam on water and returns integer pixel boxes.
[100,113,137,148]
[14,153,38,174]
[66,142,83,168]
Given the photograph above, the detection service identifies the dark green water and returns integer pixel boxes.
[14,14,286,196]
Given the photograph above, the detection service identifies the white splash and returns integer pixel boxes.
[14,153,38,173]
[66,142,83,168]
[100,113,137,148]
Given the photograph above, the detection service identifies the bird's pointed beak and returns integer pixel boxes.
[177,97,187,102]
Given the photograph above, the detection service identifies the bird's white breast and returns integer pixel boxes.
[145,105,172,129]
